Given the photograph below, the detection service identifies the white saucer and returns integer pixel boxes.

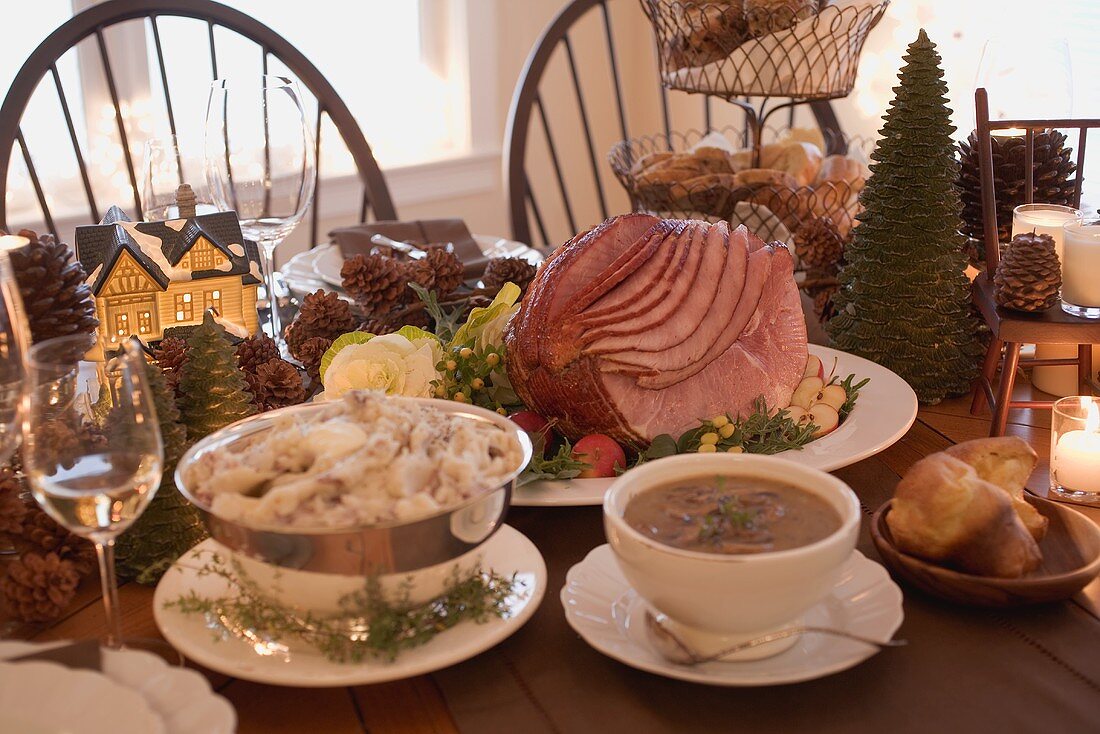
[515,344,918,507]
[154,525,546,687]
[561,545,904,686]
[0,641,235,734]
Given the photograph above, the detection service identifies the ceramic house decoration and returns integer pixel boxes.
[75,201,262,347]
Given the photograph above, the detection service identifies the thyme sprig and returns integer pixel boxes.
[165,550,523,663]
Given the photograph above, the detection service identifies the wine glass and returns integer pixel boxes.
[204,75,316,350]
[22,335,163,649]
[0,247,27,466]
[140,135,216,221]
[0,246,28,558]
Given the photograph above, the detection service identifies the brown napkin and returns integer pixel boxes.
[7,640,103,671]
[330,219,486,278]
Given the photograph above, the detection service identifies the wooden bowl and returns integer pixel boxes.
[871,495,1100,607]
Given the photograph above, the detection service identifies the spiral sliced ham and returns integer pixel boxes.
[505,215,807,448]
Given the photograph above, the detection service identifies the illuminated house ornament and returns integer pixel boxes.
[75,203,262,346]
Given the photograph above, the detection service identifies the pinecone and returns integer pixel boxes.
[793,217,845,272]
[285,290,355,361]
[154,337,189,395]
[253,359,307,410]
[341,254,407,312]
[236,335,280,373]
[33,419,106,471]
[18,508,96,579]
[0,551,80,623]
[296,336,333,386]
[957,130,1077,247]
[994,232,1062,312]
[424,247,464,296]
[0,466,26,538]
[7,230,99,344]
[483,257,537,293]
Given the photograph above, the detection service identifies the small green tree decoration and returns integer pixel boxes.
[827,29,982,404]
[179,311,256,440]
[114,360,206,583]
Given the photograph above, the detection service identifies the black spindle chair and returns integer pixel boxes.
[0,0,396,246]
[505,0,847,250]
[970,86,1100,436]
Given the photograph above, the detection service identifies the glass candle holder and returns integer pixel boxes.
[1011,204,1082,263]
[1050,396,1100,504]
[1061,218,1100,319]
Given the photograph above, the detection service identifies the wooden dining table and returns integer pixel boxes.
[4,385,1099,733]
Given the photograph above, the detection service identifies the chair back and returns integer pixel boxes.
[505,0,847,249]
[0,0,396,245]
[974,86,1098,278]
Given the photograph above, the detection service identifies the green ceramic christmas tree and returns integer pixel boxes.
[114,361,206,583]
[827,29,981,404]
[178,311,256,440]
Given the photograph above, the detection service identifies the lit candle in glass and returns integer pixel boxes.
[1051,396,1100,503]
[1011,205,1087,396]
[1061,218,1100,319]
[0,235,29,251]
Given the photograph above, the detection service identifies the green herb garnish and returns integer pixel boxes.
[517,438,589,486]
[165,550,521,663]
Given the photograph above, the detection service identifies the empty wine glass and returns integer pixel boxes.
[0,247,27,467]
[22,335,163,649]
[204,75,316,350]
[141,135,216,220]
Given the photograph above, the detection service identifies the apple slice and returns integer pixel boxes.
[807,403,840,437]
[803,355,824,379]
[784,405,811,425]
[817,384,847,412]
[790,377,824,409]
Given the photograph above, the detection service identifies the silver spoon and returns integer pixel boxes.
[370,233,429,259]
[644,610,906,666]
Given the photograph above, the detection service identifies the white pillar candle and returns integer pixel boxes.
[1011,203,1081,264]
[1061,218,1100,312]
[0,235,29,251]
[1011,205,1087,395]
[1051,399,1100,497]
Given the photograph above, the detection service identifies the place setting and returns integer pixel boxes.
[1,1,1100,733]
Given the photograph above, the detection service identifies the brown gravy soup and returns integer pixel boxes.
[624,476,841,554]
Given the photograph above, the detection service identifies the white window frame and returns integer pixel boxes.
[18,0,502,237]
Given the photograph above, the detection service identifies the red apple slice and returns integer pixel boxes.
[807,403,840,437]
[790,377,824,409]
[803,355,824,379]
[818,384,847,412]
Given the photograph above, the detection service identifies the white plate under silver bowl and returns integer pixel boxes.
[153,524,546,687]
[514,344,918,507]
[561,545,904,686]
[0,641,236,734]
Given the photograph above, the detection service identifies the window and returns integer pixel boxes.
[191,246,215,271]
[204,289,222,314]
[138,310,152,334]
[3,1,483,232]
[175,292,193,322]
[114,312,129,336]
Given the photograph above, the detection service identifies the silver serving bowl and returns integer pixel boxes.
[176,396,532,578]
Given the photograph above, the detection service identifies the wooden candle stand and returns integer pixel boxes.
[970,88,1100,435]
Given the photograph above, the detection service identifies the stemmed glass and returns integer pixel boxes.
[22,336,163,649]
[204,75,316,350]
[0,247,28,558]
[140,135,215,220]
[0,248,27,466]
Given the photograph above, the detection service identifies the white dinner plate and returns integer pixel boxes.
[562,545,904,686]
[0,658,166,734]
[153,524,546,687]
[0,641,235,734]
[513,344,918,507]
[283,236,543,295]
